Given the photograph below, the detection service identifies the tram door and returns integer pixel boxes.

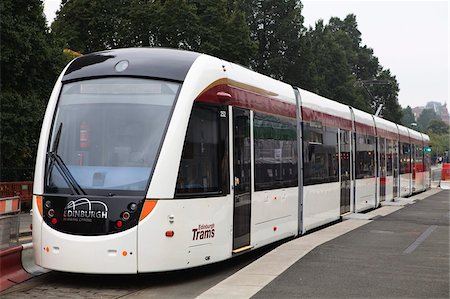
[340,129,351,214]
[232,108,251,251]
[393,141,399,197]
[379,138,386,202]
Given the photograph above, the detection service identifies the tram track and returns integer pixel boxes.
[1,240,281,299]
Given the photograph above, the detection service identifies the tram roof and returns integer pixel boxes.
[62,48,201,83]
[408,128,423,144]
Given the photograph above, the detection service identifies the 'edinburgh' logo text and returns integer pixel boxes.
[63,198,108,222]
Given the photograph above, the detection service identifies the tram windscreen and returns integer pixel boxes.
[45,77,179,195]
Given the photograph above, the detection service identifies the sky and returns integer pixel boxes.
[43,0,449,109]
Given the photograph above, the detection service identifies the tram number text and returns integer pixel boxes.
[192,223,215,241]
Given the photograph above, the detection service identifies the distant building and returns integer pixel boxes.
[425,101,450,125]
[412,102,449,125]
[412,106,424,121]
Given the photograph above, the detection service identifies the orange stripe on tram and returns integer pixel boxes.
[139,200,158,222]
[36,195,43,216]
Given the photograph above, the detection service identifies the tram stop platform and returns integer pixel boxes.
[198,189,449,298]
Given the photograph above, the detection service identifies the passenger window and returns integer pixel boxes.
[355,133,375,179]
[415,143,423,172]
[386,139,394,176]
[303,122,339,185]
[254,112,298,191]
[379,138,386,177]
[175,103,229,197]
[399,143,411,174]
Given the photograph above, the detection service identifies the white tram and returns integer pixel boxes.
[32,48,431,273]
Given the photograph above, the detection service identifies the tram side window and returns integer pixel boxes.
[386,139,393,176]
[175,103,229,197]
[254,112,298,191]
[379,137,386,177]
[399,143,410,174]
[415,143,423,173]
[355,133,375,179]
[424,147,430,172]
[303,122,339,185]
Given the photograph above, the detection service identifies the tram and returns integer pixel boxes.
[32,48,430,273]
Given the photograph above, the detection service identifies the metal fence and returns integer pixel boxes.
[0,196,21,249]
[431,167,442,182]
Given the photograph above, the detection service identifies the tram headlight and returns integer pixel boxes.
[115,60,129,72]
[128,203,137,212]
[48,209,55,217]
[45,201,51,208]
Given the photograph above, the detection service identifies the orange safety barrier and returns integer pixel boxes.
[0,181,33,209]
[442,163,450,181]
[440,163,450,190]
[0,196,20,215]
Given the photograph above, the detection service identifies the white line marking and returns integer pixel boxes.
[403,225,438,254]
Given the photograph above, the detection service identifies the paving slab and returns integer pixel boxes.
[342,213,378,220]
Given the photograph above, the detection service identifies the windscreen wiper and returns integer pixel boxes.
[47,123,86,195]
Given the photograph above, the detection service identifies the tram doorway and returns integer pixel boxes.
[379,138,387,202]
[340,130,351,214]
[232,108,252,252]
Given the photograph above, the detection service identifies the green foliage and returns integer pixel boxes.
[417,108,440,132]
[297,16,366,112]
[401,106,416,128]
[426,119,449,134]
[294,14,403,119]
[52,0,130,53]
[242,0,304,82]
[53,0,257,65]
[429,132,450,157]
[1,0,66,181]
[368,69,402,122]
[128,0,200,49]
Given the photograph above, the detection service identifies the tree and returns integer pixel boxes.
[52,0,130,53]
[417,109,440,132]
[201,1,257,65]
[296,14,403,120]
[297,17,369,111]
[128,0,200,49]
[367,69,402,122]
[243,0,304,82]
[53,0,257,65]
[401,106,416,128]
[427,119,449,134]
[429,132,450,159]
[1,0,66,181]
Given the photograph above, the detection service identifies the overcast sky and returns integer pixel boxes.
[43,0,449,108]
